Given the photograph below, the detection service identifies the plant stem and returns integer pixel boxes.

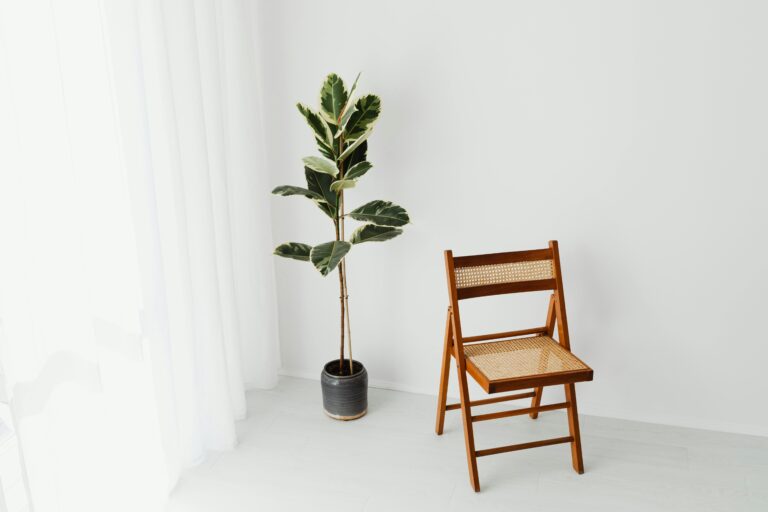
[335,218,345,373]
[336,113,354,375]
[340,190,353,375]
[342,260,353,373]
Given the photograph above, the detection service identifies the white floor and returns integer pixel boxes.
[166,377,768,512]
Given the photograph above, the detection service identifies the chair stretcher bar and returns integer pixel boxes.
[475,436,574,458]
[444,391,536,411]
[461,326,548,344]
[471,401,570,422]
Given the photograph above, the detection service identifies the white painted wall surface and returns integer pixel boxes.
[254,0,768,435]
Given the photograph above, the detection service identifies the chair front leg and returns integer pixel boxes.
[564,383,584,473]
[456,364,480,491]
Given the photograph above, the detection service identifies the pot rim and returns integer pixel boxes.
[322,359,366,379]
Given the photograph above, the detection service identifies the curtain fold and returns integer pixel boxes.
[0,0,278,510]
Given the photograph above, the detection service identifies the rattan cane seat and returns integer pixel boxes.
[464,336,592,392]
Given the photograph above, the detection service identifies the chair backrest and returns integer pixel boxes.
[448,246,559,300]
[444,240,571,348]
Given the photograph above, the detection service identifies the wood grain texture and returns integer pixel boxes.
[434,307,453,435]
[462,326,548,344]
[453,248,553,268]
[455,279,556,300]
[475,436,574,457]
[471,401,570,422]
[444,250,480,491]
[445,391,535,411]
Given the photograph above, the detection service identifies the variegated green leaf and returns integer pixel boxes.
[302,156,339,177]
[338,129,371,162]
[316,140,336,160]
[336,72,361,136]
[305,168,337,218]
[310,240,351,276]
[346,141,368,169]
[274,242,312,261]
[347,72,361,100]
[312,200,335,219]
[348,200,409,227]
[350,224,403,244]
[296,103,333,147]
[305,168,337,206]
[344,161,372,180]
[330,179,357,192]
[320,73,348,124]
[344,95,381,140]
[335,104,356,139]
[271,185,325,202]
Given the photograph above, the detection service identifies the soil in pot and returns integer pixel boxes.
[324,359,364,377]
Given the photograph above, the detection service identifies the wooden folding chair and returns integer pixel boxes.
[435,240,593,492]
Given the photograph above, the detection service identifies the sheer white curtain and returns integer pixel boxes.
[0,0,278,510]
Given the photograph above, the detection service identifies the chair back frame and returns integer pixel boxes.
[444,240,570,350]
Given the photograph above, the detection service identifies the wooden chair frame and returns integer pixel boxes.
[435,240,593,492]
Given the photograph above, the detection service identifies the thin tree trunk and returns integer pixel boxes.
[339,189,354,375]
[343,263,353,374]
[337,118,352,375]
[336,220,345,373]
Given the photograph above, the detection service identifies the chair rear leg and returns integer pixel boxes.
[529,386,543,419]
[435,309,453,435]
[564,383,584,473]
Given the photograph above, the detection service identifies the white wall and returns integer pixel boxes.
[255,0,768,436]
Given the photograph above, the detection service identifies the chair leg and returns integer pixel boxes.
[529,386,543,419]
[435,310,453,435]
[564,383,584,474]
[456,368,480,492]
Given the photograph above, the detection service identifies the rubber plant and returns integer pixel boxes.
[272,73,410,376]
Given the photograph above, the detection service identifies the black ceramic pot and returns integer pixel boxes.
[321,359,368,420]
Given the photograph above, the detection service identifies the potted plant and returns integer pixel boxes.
[272,73,410,420]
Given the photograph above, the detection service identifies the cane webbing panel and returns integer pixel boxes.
[464,336,588,382]
[454,260,554,289]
